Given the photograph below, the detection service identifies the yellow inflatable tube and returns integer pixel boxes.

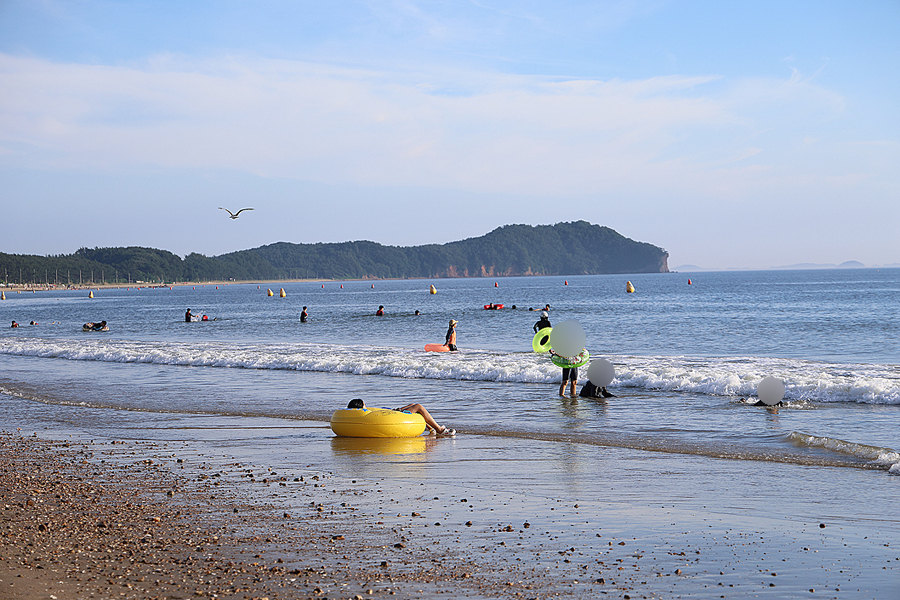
[330,408,426,438]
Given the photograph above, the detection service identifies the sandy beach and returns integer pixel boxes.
[3,422,897,600]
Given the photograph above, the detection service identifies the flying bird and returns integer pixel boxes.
[219,207,254,219]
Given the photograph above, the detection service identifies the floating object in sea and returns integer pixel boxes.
[330,408,426,438]
[430,285,436,294]
[279,288,286,298]
[267,289,273,296]
[626,281,635,293]
[89,291,94,298]
[532,328,552,353]
[550,349,590,368]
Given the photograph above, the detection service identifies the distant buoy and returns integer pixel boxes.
[688,279,692,285]
[494,282,498,287]
[429,285,436,294]
[257,285,260,289]
[1,292,5,300]
[626,281,635,293]
[89,291,94,298]
[564,280,568,285]
[267,289,274,296]
[340,284,343,289]
[322,284,324,288]
[279,288,286,298]
[216,286,218,289]
[371,284,375,289]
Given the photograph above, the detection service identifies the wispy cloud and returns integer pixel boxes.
[2,51,854,202]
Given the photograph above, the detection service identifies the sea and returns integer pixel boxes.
[3,268,899,595]
[2,268,898,467]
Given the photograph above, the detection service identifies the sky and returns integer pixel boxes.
[1,0,898,270]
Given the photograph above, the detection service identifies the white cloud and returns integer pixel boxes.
[0,49,887,228]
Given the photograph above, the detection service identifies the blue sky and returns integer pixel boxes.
[1,0,898,269]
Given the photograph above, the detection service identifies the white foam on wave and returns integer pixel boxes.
[789,431,900,473]
[1,338,898,404]
[614,355,900,405]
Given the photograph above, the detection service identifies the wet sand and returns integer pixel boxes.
[2,424,898,600]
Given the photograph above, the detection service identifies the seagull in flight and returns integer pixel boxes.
[219,207,254,219]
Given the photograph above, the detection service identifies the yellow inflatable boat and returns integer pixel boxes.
[330,408,426,438]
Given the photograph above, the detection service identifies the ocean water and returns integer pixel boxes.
[1,269,898,475]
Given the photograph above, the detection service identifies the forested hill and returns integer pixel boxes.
[0,221,669,285]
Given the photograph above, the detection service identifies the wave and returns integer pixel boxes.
[789,431,900,473]
[1,338,898,404]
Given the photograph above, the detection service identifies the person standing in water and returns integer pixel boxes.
[300,306,309,322]
[550,349,578,397]
[375,305,385,316]
[445,319,458,351]
[533,310,551,333]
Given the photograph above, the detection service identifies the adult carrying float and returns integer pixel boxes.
[551,349,590,368]
[532,328,552,353]
[330,408,427,438]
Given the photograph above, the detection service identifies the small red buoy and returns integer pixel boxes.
[371,283,375,289]
[688,279,692,285]
[216,286,218,289]
[340,284,343,289]
[322,284,324,288]
[494,282,498,287]
[565,280,568,285]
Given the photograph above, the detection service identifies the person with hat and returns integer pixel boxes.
[445,319,458,351]
[533,310,551,334]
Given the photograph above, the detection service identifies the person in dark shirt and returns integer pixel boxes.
[445,319,458,351]
[300,306,309,322]
[580,381,616,398]
[533,311,551,333]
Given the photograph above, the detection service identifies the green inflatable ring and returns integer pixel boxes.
[532,327,552,353]
[551,349,590,369]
